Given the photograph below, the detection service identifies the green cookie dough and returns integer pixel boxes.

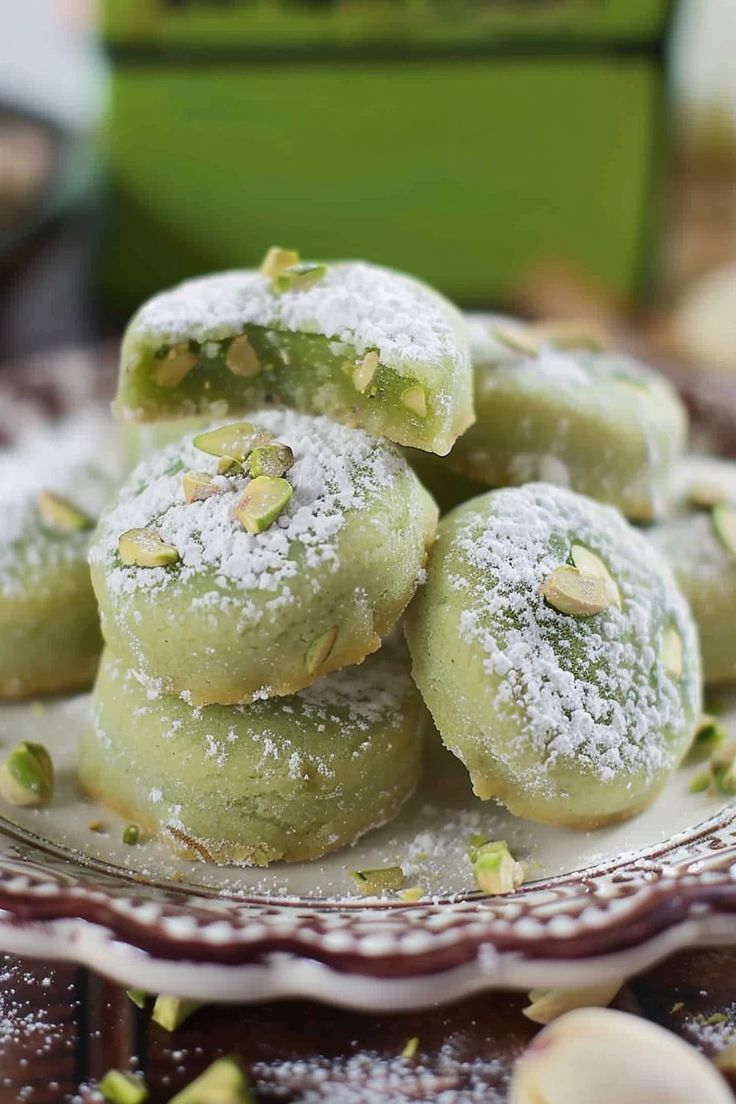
[443,313,687,521]
[79,644,424,865]
[114,260,474,456]
[648,456,736,685]
[0,412,117,698]
[90,410,438,705]
[405,483,701,828]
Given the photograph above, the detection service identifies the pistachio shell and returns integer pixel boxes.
[660,625,683,680]
[570,544,622,609]
[272,263,326,294]
[167,1057,249,1104]
[248,443,294,479]
[523,981,622,1025]
[193,422,273,462]
[509,1008,733,1104]
[259,246,300,278]
[541,565,615,616]
[400,384,427,418]
[151,995,205,1032]
[225,334,261,378]
[236,476,292,534]
[182,471,222,504]
[37,491,93,533]
[154,343,197,387]
[0,741,54,807]
[304,626,338,675]
[352,350,379,393]
[712,503,736,559]
[118,528,180,568]
[350,866,405,895]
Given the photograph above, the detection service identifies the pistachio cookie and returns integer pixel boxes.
[405,483,701,828]
[443,314,687,521]
[114,254,474,456]
[90,410,437,706]
[0,411,117,698]
[648,456,736,685]
[80,643,424,865]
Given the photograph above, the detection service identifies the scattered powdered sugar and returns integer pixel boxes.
[451,483,700,788]
[127,262,466,381]
[91,409,404,608]
[251,1041,510,1104]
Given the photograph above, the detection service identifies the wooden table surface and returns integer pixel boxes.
[0,948,735,1102]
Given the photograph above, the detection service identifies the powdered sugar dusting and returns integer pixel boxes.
[127,263,466,381]
[91,409,404,610]
[451,484,700,788]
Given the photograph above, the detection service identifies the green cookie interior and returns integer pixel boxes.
[405,482,702,828]
[114,262,474,456]
[90,409,438,705]
[443,313,687,521]
[80,644,424,866]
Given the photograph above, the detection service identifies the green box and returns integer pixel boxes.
[100,0,674,311]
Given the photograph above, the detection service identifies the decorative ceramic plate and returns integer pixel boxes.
[1,347,736,1012]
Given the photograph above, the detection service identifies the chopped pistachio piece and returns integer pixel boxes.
[155,343,197,388]
[688,482,725,510]
[660,626,683,680]
[350,866,405,896]
[0,741,53,807]
[272,262,327,295]
[471,840,524,895]
[688,770,711,794]
[37,491,93,533]
[98,1069,148,1104]
[305,626,338,676]
[118,528,180,568]
[712,503,736,559]
[490,322,541,357]
[401,1037,420,1060]
[236,475,292,534]
[168,1056,252,1104]
[193,421,273,463]
[401,886,424,903]
[523,981,622,1025]
[692,714,727,757]
[183,471,223,504]
[126,988,146,1009]
[225,334,261,378]
[217,455,243,476]
[353,350,379,394]
[541,565,615,617]
[122,824,140,845]
[259,245,300,278]
[570,544,622,609]
[400,384,427,418]
[248,443,294,479]
[88,819,106,833]
[151,995,205,1032]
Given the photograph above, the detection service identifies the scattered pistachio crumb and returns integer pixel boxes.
[151,995,205,1032]
[259,245,300,278]
[126,988,146,1009]
[401,1037,420,1060]
[671,1001,685,1013]
[0,741,54,807]
[401,886,424,903]
[98,1068,148,1104]
[523,981,622,1025]
[704,1013,728,1026]
[236,475,293,534]
[248,442,294,479]
[470,840,524,895]
[88,819,106,833]
[690,714,727,759]
[688,771,711,794]
[272,263,326,295]
[350,866,405,896]
[37,490,93,533]
[167,1056,251,1104]
[122,824,140,846]
[118,528,179,568]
